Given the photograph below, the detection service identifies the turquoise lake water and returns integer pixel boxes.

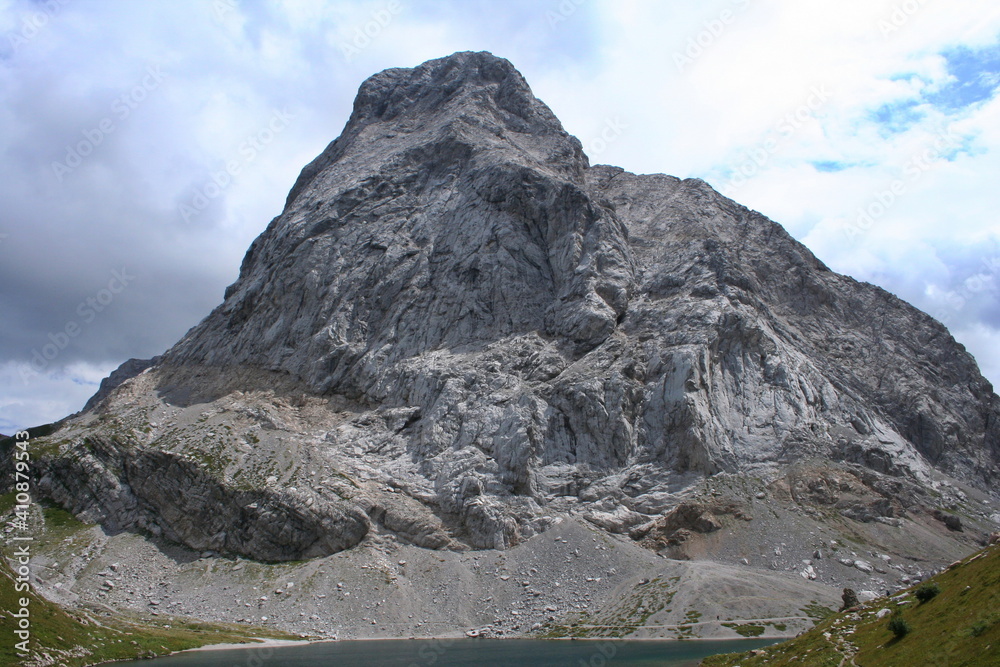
[109,637,778,666]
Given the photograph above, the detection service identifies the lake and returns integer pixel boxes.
[109,637,778,666]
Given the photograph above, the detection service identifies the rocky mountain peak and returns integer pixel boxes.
[24,53,999,566]
[167,51,628,400]
[350,50,554,129]
[284,51,584,210]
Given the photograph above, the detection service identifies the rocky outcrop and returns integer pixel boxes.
[82,357,160,413]
[769,465,912,524]
[932,509,963,532]
[630,500,750,553]
[840,587,860,611]
[26,51,1000,559]
[38,436,370,561]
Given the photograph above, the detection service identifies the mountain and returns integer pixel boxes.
[80,356,160,414]
[4,51,998,642]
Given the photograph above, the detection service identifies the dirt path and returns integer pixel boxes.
[571,614,816,631]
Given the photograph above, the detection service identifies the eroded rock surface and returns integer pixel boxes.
[39,436,369,560]
[14,51,999,562]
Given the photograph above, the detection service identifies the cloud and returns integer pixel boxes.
[0,0,997,430]
[0,360,114,435]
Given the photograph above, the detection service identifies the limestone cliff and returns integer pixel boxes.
[16,51,999,562]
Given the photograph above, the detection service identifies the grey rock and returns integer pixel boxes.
[857,590,878,603]
[15,51,1000,560]
[840,587,860,610]
[82,357,160,413]
[854,560,874,574]
[584,506,647,534]
[177,56,997,481]
[932,509,963,531]
[38,436,369,561]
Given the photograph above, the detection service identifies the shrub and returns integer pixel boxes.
[969,613,999,637]
[915,583,941,603]
[888,614,911,639]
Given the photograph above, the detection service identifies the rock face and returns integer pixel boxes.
[16,51,1000,562]
[39,436,370,561]
[81,357,160,413]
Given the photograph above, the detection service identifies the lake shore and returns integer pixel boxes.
[104,636,782,667]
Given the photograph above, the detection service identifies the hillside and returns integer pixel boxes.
[702,540,1000,666]
[0,499,299,666]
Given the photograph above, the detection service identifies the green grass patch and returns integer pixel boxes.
[0,557,301,667]
[722,622,765,637]
[41,503,85,530]
[702,543,1000,666]
[968,612,999,638]
[801,602,835,620]
[0,491,16,516]
[536,576,676,638]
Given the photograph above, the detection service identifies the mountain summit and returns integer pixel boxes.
[9,54,998,638]
[168,51,997,497]
[168,50,625,382]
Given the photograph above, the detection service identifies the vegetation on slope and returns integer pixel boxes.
[1,493,301,667]
[702,541,1000,667]
[0,557,302,667]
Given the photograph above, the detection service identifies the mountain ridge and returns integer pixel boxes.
[4,50,998,644]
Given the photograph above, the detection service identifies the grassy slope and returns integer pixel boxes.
[1,499,300,666]
[0,556,301,667]
[702,542,1000,667]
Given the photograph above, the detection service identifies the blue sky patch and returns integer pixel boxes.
[926,44,1000,111]
[870,99,925,133]
[811,160,849,173]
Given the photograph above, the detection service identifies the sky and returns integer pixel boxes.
[0,0,998,433]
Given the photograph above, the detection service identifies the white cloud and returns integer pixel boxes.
[0,360,116,434]
[951,323,1000,391]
